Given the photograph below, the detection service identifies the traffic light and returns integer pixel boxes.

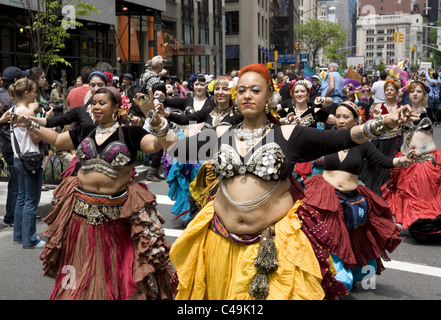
[394,31,404,43]
[266,62,274,69]
[274,50,278,62]
[296,42,299,51]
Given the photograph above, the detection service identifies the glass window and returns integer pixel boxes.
[225,11,239,35]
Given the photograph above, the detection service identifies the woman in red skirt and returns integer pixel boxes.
[302,101,413,291]
[382,80,441,242]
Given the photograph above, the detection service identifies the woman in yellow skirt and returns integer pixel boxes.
[169,64,418,300]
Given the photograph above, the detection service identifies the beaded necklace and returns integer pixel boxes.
[234,120,271,148]
[96,122,119,139]
[210,106,233,127]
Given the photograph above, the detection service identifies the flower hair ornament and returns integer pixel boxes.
[208,76,234,96]
[403,80,430,95]
[118,94,132,121]
[265,79,281,117]
[385,79,399,86]
[271,78,280,93]
[104,72,113,84]
[384,79,400,90]
[289,79,313,96]
[229,77,239,100]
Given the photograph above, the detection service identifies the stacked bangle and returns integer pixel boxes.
[27,118,41,132]
[147,116,170,139]
[362,116,393,140]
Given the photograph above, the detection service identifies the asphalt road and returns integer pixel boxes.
[0,126,440,301]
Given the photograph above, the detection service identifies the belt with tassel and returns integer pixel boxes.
[210,212,278,299]
[73,188,128,225]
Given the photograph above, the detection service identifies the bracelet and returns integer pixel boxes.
[363,119,377,139]
[399,156,411,168]
[370,117,385,136]
[27,119,41,132]
[147,116,170,139]
[363,117,393,139]
[359,124,367,140]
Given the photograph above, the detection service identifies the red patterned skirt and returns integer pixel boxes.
[302,174,401,273]
[40,176,174,300]
[382,150,441,236]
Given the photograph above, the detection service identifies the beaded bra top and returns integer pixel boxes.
[212,125,293,181]
[401,114,434,160]
[402,114,433,134]
[76,127,131,179]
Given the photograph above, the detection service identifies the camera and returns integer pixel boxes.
[39,102,51,112]
[154,92,166,103]
[39,101,64,115]
[162,75,180,83]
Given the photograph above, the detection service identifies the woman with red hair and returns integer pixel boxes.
[382,80,441,242]
[169,64,418,300]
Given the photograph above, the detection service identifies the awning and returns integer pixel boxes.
[258,46,274,61]
[226,45,239,60]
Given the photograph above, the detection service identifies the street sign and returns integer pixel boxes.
[276,53,309,64]
[277,54,297,63]
[299,53,310,63]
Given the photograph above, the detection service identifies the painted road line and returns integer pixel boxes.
[155,195,175,206]
[382,260,441,278]
[164,228,184,238]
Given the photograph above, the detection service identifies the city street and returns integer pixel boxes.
[0,126,440,301]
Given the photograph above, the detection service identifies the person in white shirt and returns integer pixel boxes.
[372,70,388,108]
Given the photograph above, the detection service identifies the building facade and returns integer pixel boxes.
[225,0,273,73]
[161,0,225,79]
[358,0,428,16]
[0,0,225,85]
[356,12,428,68]
[300,0,318,24]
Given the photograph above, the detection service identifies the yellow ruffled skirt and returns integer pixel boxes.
[170,201,326,300]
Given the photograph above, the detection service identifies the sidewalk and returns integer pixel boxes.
[0,165,150,222]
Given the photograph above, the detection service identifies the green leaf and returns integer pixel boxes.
[23,0,99,69]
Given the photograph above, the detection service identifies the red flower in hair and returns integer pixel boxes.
[104,72,113,84]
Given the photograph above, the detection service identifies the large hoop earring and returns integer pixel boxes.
[112,113,118,122]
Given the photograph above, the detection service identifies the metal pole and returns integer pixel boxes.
[421,44,441,52]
